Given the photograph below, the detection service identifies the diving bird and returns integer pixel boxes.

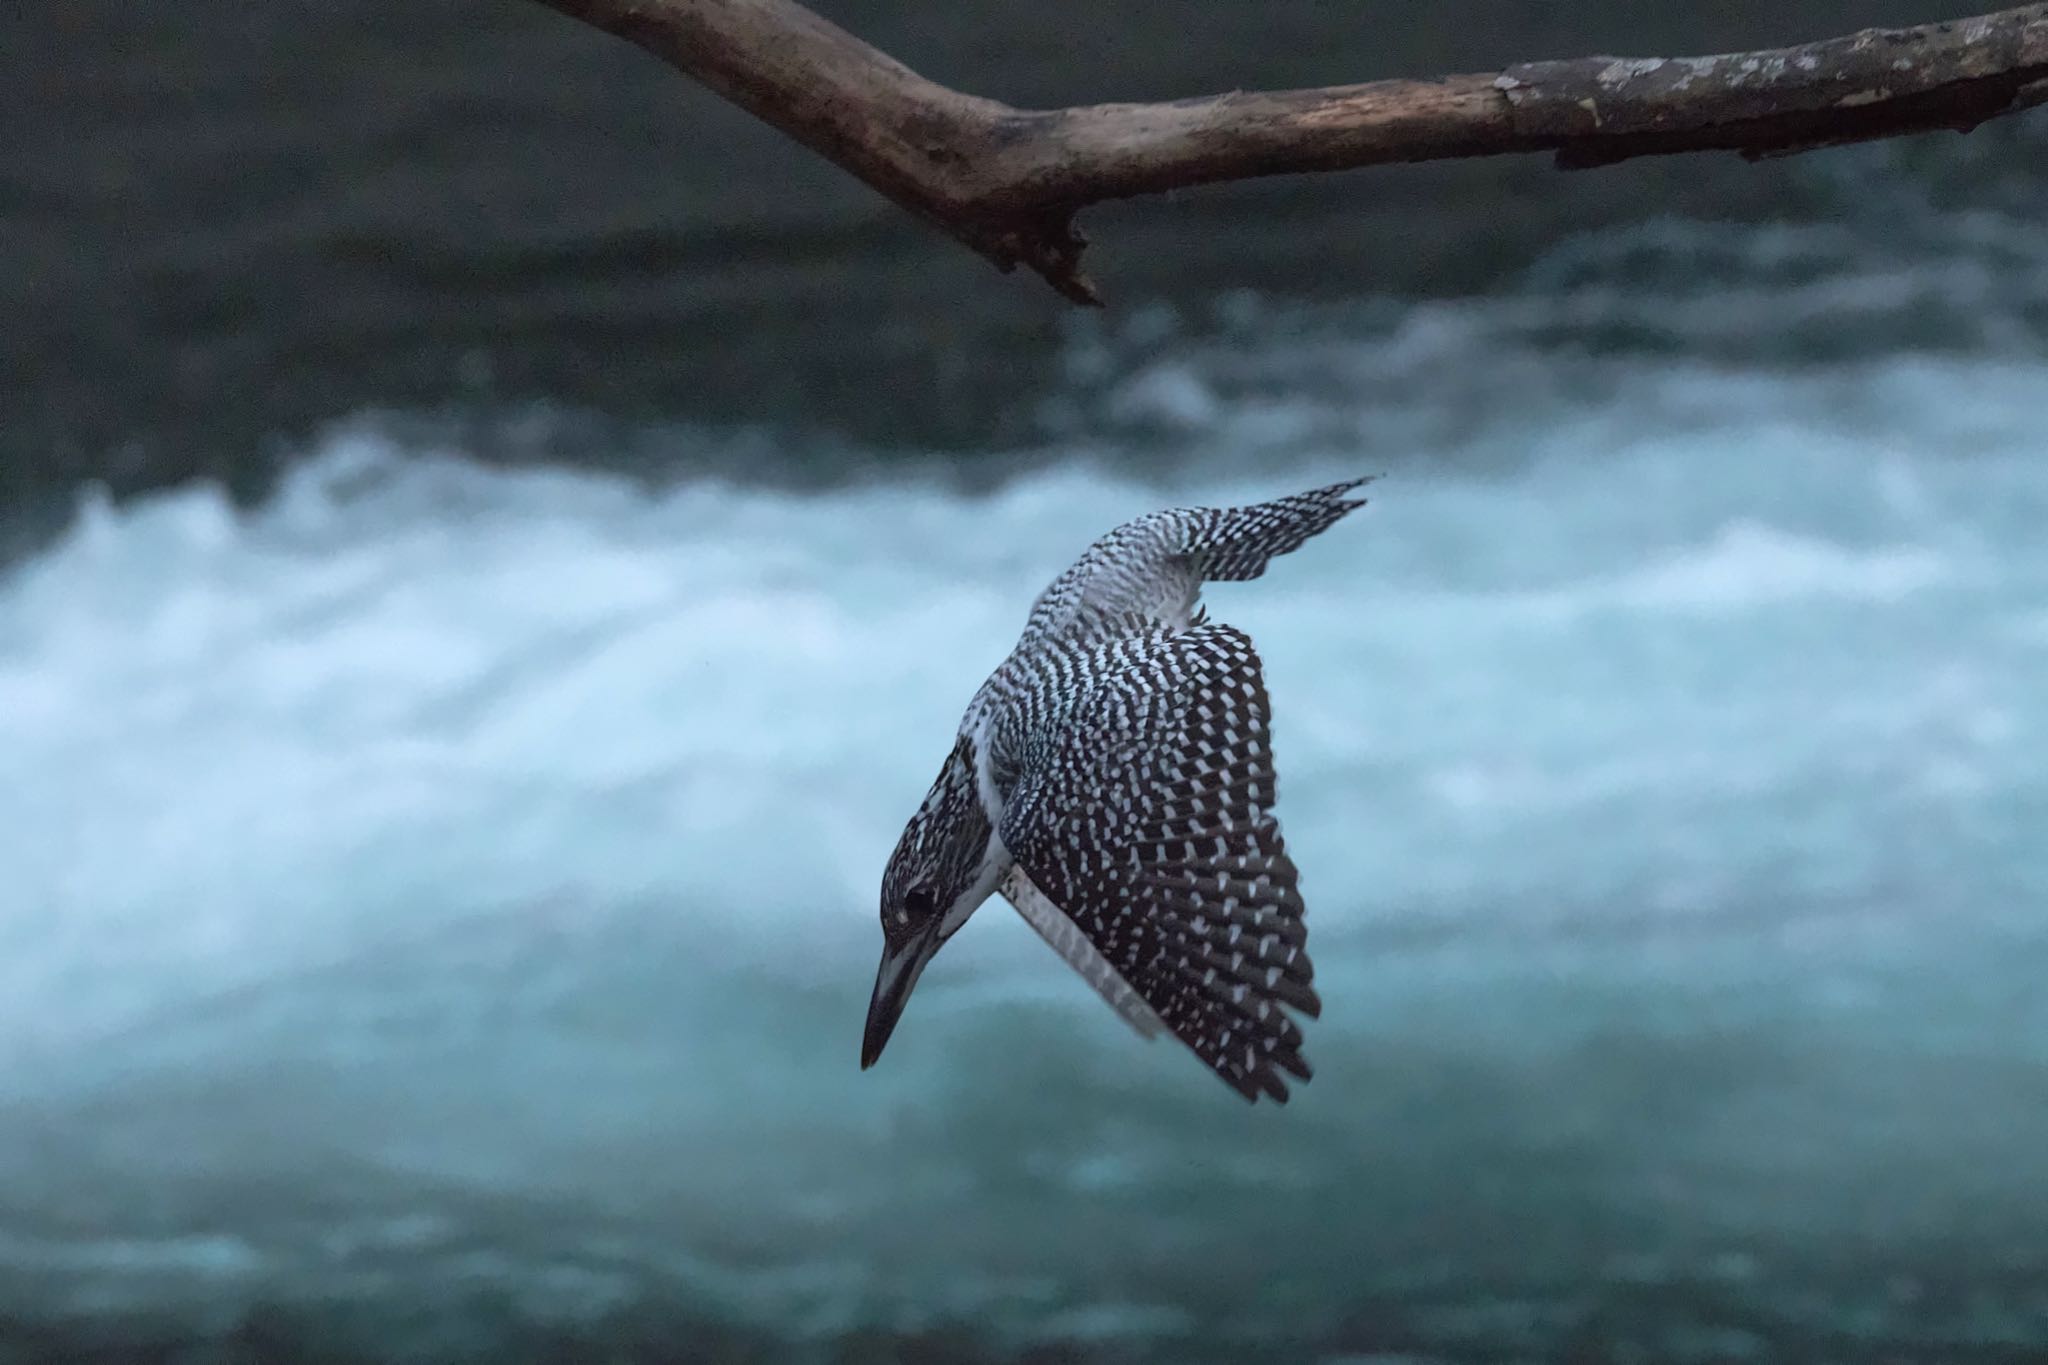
[861,479,1370,1103]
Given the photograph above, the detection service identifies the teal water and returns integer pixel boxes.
[3,280,2045,1357]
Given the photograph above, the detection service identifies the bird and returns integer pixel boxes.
[860,478,1371,1103]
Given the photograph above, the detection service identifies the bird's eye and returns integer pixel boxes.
[904,886,935,918]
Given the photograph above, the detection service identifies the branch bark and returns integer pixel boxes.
[534,0,2048,304]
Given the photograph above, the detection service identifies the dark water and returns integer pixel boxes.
[2,0,2033,523]
[5,4,2048,1363]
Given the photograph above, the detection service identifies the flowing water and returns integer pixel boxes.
[6,296,2048,1360]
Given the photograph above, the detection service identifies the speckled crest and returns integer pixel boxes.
[879,478,1370,1103]
[880,734,991,943]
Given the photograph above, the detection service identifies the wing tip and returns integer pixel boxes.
[1245,1061,1312,1105]
[1309,473,1380,511]
[1216,1037,1315,1104]
[1222,1069,1289,1105]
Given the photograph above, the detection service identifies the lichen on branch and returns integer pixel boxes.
[534,0,2048,302]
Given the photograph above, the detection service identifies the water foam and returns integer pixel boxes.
[2,352,2046,1357]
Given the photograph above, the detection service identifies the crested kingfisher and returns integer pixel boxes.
[862,479,1370,1103]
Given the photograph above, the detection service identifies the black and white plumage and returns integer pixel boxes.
[863,479,1370,1103]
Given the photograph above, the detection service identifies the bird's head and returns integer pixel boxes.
[863,735,997,1070]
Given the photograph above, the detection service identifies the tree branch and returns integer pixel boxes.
[534,0,2048,304]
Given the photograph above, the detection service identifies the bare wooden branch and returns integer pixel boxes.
[534,0,2048,304]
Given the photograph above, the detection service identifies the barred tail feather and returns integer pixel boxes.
[1183,477,1374,582]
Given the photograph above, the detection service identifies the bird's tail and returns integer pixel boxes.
[1184,477,1374,582]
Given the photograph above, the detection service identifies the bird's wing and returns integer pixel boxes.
[996,622,1319,1103]
[1017,478,1371,650]
[1000,863,1167,1041]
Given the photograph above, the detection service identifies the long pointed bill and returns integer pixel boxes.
[861,923,943,1070]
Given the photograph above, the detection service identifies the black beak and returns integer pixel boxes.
[861,922,943,1070]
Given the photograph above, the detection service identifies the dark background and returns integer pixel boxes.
[0,0,1991,528]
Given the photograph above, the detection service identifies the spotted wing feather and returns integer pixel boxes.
[998,623,1319,1103]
